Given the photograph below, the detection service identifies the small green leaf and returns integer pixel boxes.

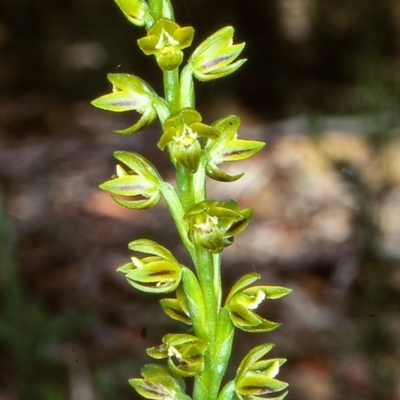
[214,308,235,379]
[181,267,207,340]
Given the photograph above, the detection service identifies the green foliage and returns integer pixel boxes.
[92,1,291,399]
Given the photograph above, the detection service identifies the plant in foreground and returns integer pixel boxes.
[92,1,291,399]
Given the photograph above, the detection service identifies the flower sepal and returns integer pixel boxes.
[147,333,207,377]
[181,267,207,339]
[117,239,183,293]
[99,151,163,210]
[225,273,292,332]
[129,364,191,400]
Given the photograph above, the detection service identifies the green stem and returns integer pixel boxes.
[193,156,207,203]
[157,6,226,399]
[193,247,219,400]
[176,163,196,212]
[180,64,195,108]
[213,253,222,310]
[163,69,180,113]
[148,0,162,21]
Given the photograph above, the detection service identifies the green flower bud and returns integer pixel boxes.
[117,239,183,293]
[234,344,288,400]
[129,364,191,400]
[147,333,207,377]
[158,108,218,172]
[114,0,153,28]
[184,200,253,253]
[206,115,265,182]
[99,151,162,210]
[138,19,194,70]
[188,26,246,81]
[91,74,167,134]
[225,273,292,333]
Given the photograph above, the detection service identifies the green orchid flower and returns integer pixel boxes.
[113,0,153,28]
[117,239,184,293]
[205,115,265,182]
[129,364,191,400]
[234,344,288,400]
[158,108,218,172]
[99,151,163,210]
[184,200,253,253]
[138,19,194,70]
[147,333,208,377]
[180,26,246,106]
[91,73,169,134]
[225,273,292,333]
[188,26,246,81]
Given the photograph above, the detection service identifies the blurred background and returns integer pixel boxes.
[1,0,400,399]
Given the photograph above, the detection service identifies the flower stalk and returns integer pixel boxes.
[92,1,291,399]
